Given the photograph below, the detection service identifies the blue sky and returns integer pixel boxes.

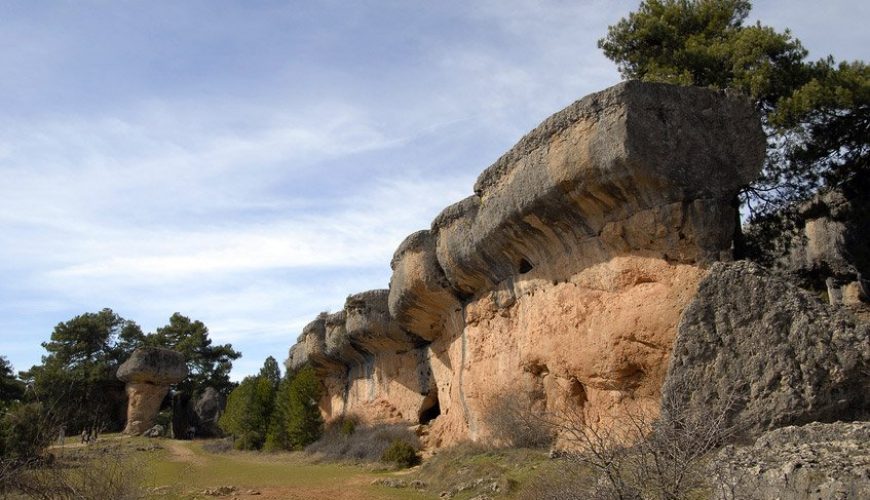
[2,0,867,379]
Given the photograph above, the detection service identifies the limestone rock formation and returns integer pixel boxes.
[429,81,762,300]
[117,347,187,435]
[710,421,870,500]
[285,291,435,425]
[781,176,870,310]
[193,387,226,437]
[286,80,767,446]
[663,261,870,438]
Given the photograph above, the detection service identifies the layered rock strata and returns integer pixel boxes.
[286,81,766,446]
[117,347,187,435]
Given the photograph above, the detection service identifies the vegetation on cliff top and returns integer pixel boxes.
[600,0,867,222]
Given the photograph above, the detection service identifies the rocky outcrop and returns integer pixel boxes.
[117,347,187,435]
[193,387,225,437]
[663,261,870,438]
[286,291,435,425]
[286,81,767,446]
[710,421,870,500]
[783,176,870,311]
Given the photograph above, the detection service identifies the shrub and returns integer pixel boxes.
[0,402,54,459]
[234,431,264,451]
[305,422,420,463]
[2,439,144,499]
[202,437,234,454]
[340,418,356,436]
[266,364,324,451]
[381,439,420,468]
[284,365,323,449]
[483,393,555,449]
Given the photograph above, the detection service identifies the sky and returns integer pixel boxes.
[1,0,867,380]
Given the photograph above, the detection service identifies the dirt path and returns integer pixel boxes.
[162,439,204,465]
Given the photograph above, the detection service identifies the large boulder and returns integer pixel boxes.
[710,421,870,500]
[193,387,226,437]
[782,175,870,308]
[117,347,187,435]
[663,261,870,438]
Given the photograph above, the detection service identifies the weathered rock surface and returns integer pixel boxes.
[345,290,424,353]
[118,347,187,435]
[664,261,870,438]
[779,175,870,313]
[193,387,226,437]
[389,230,462,342]
[285,81,767,446]
[286,291,435,425]
[429,81,763,299]
[143,424,164,438]
[710,421,870,500]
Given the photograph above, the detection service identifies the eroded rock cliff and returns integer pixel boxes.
[285,81,767,446]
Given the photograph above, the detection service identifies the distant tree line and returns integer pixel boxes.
[218,357,323,451]
[1,308,240,461]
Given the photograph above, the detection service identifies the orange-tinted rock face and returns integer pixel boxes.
[123,382,171,435]
[426,256,705,447]
[284,81,765,449]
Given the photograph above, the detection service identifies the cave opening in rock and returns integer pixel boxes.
[418,391,441,425]
[518,258,534,274]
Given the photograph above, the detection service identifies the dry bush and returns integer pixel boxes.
[201,437,234,454]
[541,381,741,500]
[483,393,556,449]
[304,418,420,463]
[2,442,144,499]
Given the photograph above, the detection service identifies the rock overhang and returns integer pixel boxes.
[283,80,768,442]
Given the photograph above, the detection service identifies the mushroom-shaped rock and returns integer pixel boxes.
[117,347,187,435]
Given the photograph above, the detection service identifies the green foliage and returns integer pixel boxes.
[19,309,139,431]
[0,402,53,459]
[219,376,269,450]
[0,357,25,412]
[380,439,420,468]
[284,365,324,450]
[259,356,281,391]
[598,0,807,107]
[218,357,281,451]
[770,60,869,192]
[265,364,324,451]
[264,374,293,451]
[148,313,241,397]
[340,418,356,437]
[598,0,868,224]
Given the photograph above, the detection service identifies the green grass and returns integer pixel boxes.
[139,438,433,499]
[412,444,553,499]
